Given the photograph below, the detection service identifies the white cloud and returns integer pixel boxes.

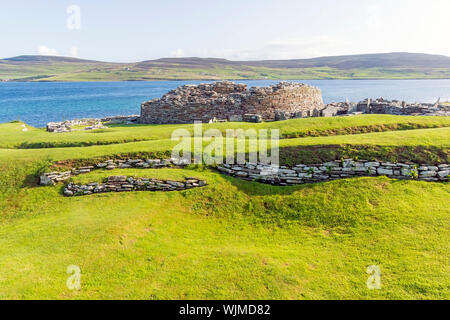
[244,36,348,60]
[182,36,351,61]
[68,46,79,58]
[170,48,185,58]
[38,45,58,56]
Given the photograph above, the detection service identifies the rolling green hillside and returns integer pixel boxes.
[0,115,449,299]
[1,52,450,81]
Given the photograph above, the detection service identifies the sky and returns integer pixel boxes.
[0,0,449,62]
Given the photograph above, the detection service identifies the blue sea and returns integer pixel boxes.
[1,80,449,127]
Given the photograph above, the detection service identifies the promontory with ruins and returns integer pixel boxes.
[44,81,450,132]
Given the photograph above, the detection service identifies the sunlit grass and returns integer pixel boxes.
[1,115,449,149]
[0,115,448,299]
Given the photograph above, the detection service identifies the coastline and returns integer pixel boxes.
[3,76,450,83]
[1,79,449,128]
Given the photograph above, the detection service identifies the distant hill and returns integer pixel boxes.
[136,52,450,69]
[243,52,450,69]
[2,55,103,64]
[1,52,450,81]
[136,57,242,68]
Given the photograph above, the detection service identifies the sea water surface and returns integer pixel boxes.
[0,80,449,127]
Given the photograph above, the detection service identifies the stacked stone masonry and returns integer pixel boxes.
[40,158,448,191]
[46,115,139,132]
[217,160,449,185]
[327,98,450,117]
[140,81,325,124]
[39,158,184,186]
[63,176,207,197]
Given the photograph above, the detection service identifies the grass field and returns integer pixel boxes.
[2,115,450,149]
[8,66,450,82]
[0,115,449,299]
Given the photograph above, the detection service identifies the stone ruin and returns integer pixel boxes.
[63,176,207,197]
[140,81,449,125]
[140,81,325,124]
[218,160,449,185]
[324,98,450,117]
[46,115,139,133]
[45,83,449,132]
[39,157,448,192]
[39,158,179,186]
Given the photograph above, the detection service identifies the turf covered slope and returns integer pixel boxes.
[0,115,448,299]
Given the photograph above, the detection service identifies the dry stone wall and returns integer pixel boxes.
[217,160,449,185]
[40,158,448,194]
[39,158,182,186]
[140,81,324,124]
[63,176,206,197]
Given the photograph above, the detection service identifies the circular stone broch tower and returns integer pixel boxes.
[140,81,324,124]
